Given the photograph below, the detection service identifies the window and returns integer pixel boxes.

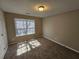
[15,18,35,36]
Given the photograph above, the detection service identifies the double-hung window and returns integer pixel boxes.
[15,18,35,36]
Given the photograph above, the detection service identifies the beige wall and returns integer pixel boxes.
[43,10,79,52]
[4,12,42,44]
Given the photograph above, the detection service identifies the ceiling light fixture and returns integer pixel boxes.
[38,6,44,11]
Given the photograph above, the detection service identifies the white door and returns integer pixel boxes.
[0,11,4,59]
[1,12,7,49]
[0,11,8,59]
[0,13,3,39]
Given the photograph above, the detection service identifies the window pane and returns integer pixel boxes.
[15,18,35,36]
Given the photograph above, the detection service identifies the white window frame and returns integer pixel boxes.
[14,18,35,36]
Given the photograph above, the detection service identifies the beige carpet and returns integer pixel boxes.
[4,38,79,59]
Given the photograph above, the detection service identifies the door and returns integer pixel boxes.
[0,11,4,59]
[0,11,8,59]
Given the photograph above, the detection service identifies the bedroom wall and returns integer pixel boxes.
[4,12,42,44]
[43,10,79,52]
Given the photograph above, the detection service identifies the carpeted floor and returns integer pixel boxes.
[4,38,79,59]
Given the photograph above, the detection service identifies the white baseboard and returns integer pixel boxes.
[8,42,17,46]
[44,35,79,53]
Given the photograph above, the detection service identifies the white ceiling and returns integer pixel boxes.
[0,0,79,17]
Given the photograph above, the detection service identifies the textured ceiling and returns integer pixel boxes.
[0,0,79,17]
